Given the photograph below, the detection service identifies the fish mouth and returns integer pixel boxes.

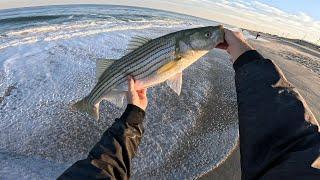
[213,25,225,48]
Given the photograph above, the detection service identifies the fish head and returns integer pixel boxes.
[179,25,225,52]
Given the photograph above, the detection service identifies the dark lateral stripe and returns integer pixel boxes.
[96,52,174,99]
[97,39,160,81]
[106,49,173,94]
[100,36,171,82]
[89,42,173,104]
[121,36,172,67]
[96,39,170,87]
[91,41,164,91]
[92,40,164,95]
[133,48,174,78]
[89,43,175,104]
[98,39,166,83]
[142,55,173,78]
[89,40,174,104]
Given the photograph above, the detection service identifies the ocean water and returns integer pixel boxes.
[0,4,217,43]
[0,5,238,179]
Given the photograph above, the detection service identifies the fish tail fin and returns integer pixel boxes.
[72,97,99,120]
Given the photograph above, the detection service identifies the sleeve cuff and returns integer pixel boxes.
[120,104,145,124]
[233,50,264,71]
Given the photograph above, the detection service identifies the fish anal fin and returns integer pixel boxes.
[104,91,126,108]
[96,58,117,81]
[72,97,100,120]
[166,72,182,95]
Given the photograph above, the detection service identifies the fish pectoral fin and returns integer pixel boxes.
[104,91,126,108]
[166,72,182,95]
[96,58,117,81]
[127,35,152,52]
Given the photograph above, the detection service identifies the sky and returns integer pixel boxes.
[0,0,319,44]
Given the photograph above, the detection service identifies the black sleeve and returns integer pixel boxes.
[234,50,320,180]
[58,104,145,180]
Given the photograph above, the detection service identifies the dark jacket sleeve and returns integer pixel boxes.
[234,50,320,179]
[58,104,145,180]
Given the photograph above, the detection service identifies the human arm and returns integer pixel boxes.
[218,29,320,179]
[58,77,147,180]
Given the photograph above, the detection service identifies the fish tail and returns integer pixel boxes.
[72,97,99,120]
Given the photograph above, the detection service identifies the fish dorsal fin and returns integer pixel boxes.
[96,58,117,81]
[127,35,152,52]
[167,72,182,95]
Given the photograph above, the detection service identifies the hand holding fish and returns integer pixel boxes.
[127,76,148,111]
[216,28,254,62]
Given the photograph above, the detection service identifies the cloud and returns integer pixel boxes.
[297,12,313,22]
[193,0,320,43]
[252,1,286,16]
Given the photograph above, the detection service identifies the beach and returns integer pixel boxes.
[0,5,319,179]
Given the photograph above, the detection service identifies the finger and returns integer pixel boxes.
[128,76,135,93]
[134,79,144,91]
[137,89,144,96]
[223,28,237,43]
[141,88,147,95]
[137,89,147,98]
[140,89,147,95]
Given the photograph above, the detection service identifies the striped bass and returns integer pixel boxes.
[73,25,224,120]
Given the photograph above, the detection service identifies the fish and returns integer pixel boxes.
[72,25,225,120]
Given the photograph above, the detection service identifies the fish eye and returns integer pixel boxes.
[205,32,212,37]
